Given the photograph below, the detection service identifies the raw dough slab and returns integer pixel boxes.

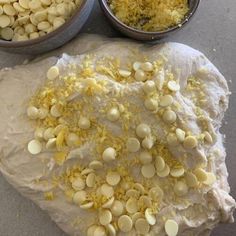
[0,35,235,236]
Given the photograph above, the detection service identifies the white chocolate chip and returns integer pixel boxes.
[175,128,185,142]
[118,104,125,113]
[0,6,3,15]
[162,110,177,124]
[80,202,94,210]
[170,167,185,178]
[194,168,208,182]
[174,181,188,196]
[45,138,56,149]
[126,189,140,198]
[167,81,180,92]
[102,147,116,162]
[53,16,65,28]
[65,133,79,147]
[0,15,10,27]
[120,181,130,191]
[50,104,61,118]
[126,138,140,153]
[18,16,30,25]
[136,123,151,138]
[37,21,51,31]
[135,218,150,234]
[101,184,114,198]
[40,0,51,6]
[132,212,143,223]
[135,69,146,81]
[54,124,66,135]
[185,172,198,187]
[138,196,152,208]
[143,80,156,94]
[145,208,156,225]
[19,0,30,9]
[13,34,28,41]
[27,106,39,119]
[119,69,131,77]
[139,151,152,164]
[72,177,85,191]
[87,225,97,236]
[89,160,103,170]
[43,127,54,140]
[183,136,198,149]
[27,139,42,155]
[111,200,124,216]
[133,62,141,71]
[165,219,179,236]
[144,97,158,111]
[133,183,145,194]
[126,198,138,214]
[99,209,112,226]
[48,6,57,16]
[34,10,47,22]
[93,226,106,236]
[160,95,173,107]
[155,156,165,172]
[81,168,94,176]
[167,133,179,146]
[106,224,116,236]
[118,215,133,233]
[142,136,155,149]
[5,4,17,16]
[149,186,164,200]
[29,32,39,39]
[38,107,48,119]
[155,69,165,90]
[78,116,91,129]
[47,66,59,80]
[102,197,115,208]
[204,131,213,144]
[28,0,41,10]
[107,107,120,122]
[141,164,155,179]
[86,173,96,188]
[25,23,36,34]
[141,62,153,72]
[13,3,25,13]
[106,172,121,186]
[156,164,170,178]
[1,27,13,40]
[204,172,216,185]
[56,2,67,15]
[73,191,87,205]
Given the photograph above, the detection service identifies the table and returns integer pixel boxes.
[0,0,235,235]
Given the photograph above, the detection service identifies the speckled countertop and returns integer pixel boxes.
[0,0,235,235]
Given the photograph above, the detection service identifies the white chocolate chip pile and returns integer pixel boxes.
[0,36,235,236]
[0,0,82,41]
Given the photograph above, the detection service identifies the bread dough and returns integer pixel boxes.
[0,35,235,236]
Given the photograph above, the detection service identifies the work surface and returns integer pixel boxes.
[0,0,235,235]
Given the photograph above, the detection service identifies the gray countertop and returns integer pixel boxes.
[0,0,235,235]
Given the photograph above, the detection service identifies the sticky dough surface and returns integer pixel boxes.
[0,35,235,236]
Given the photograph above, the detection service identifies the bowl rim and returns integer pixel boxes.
[0,0,88,48]
[99,0,200,35]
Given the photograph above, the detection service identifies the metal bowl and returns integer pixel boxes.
[0,0,94,54]
[99,0,200,41]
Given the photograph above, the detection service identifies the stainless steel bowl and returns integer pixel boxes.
[99,0,200,41]
[0,0,94,54]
